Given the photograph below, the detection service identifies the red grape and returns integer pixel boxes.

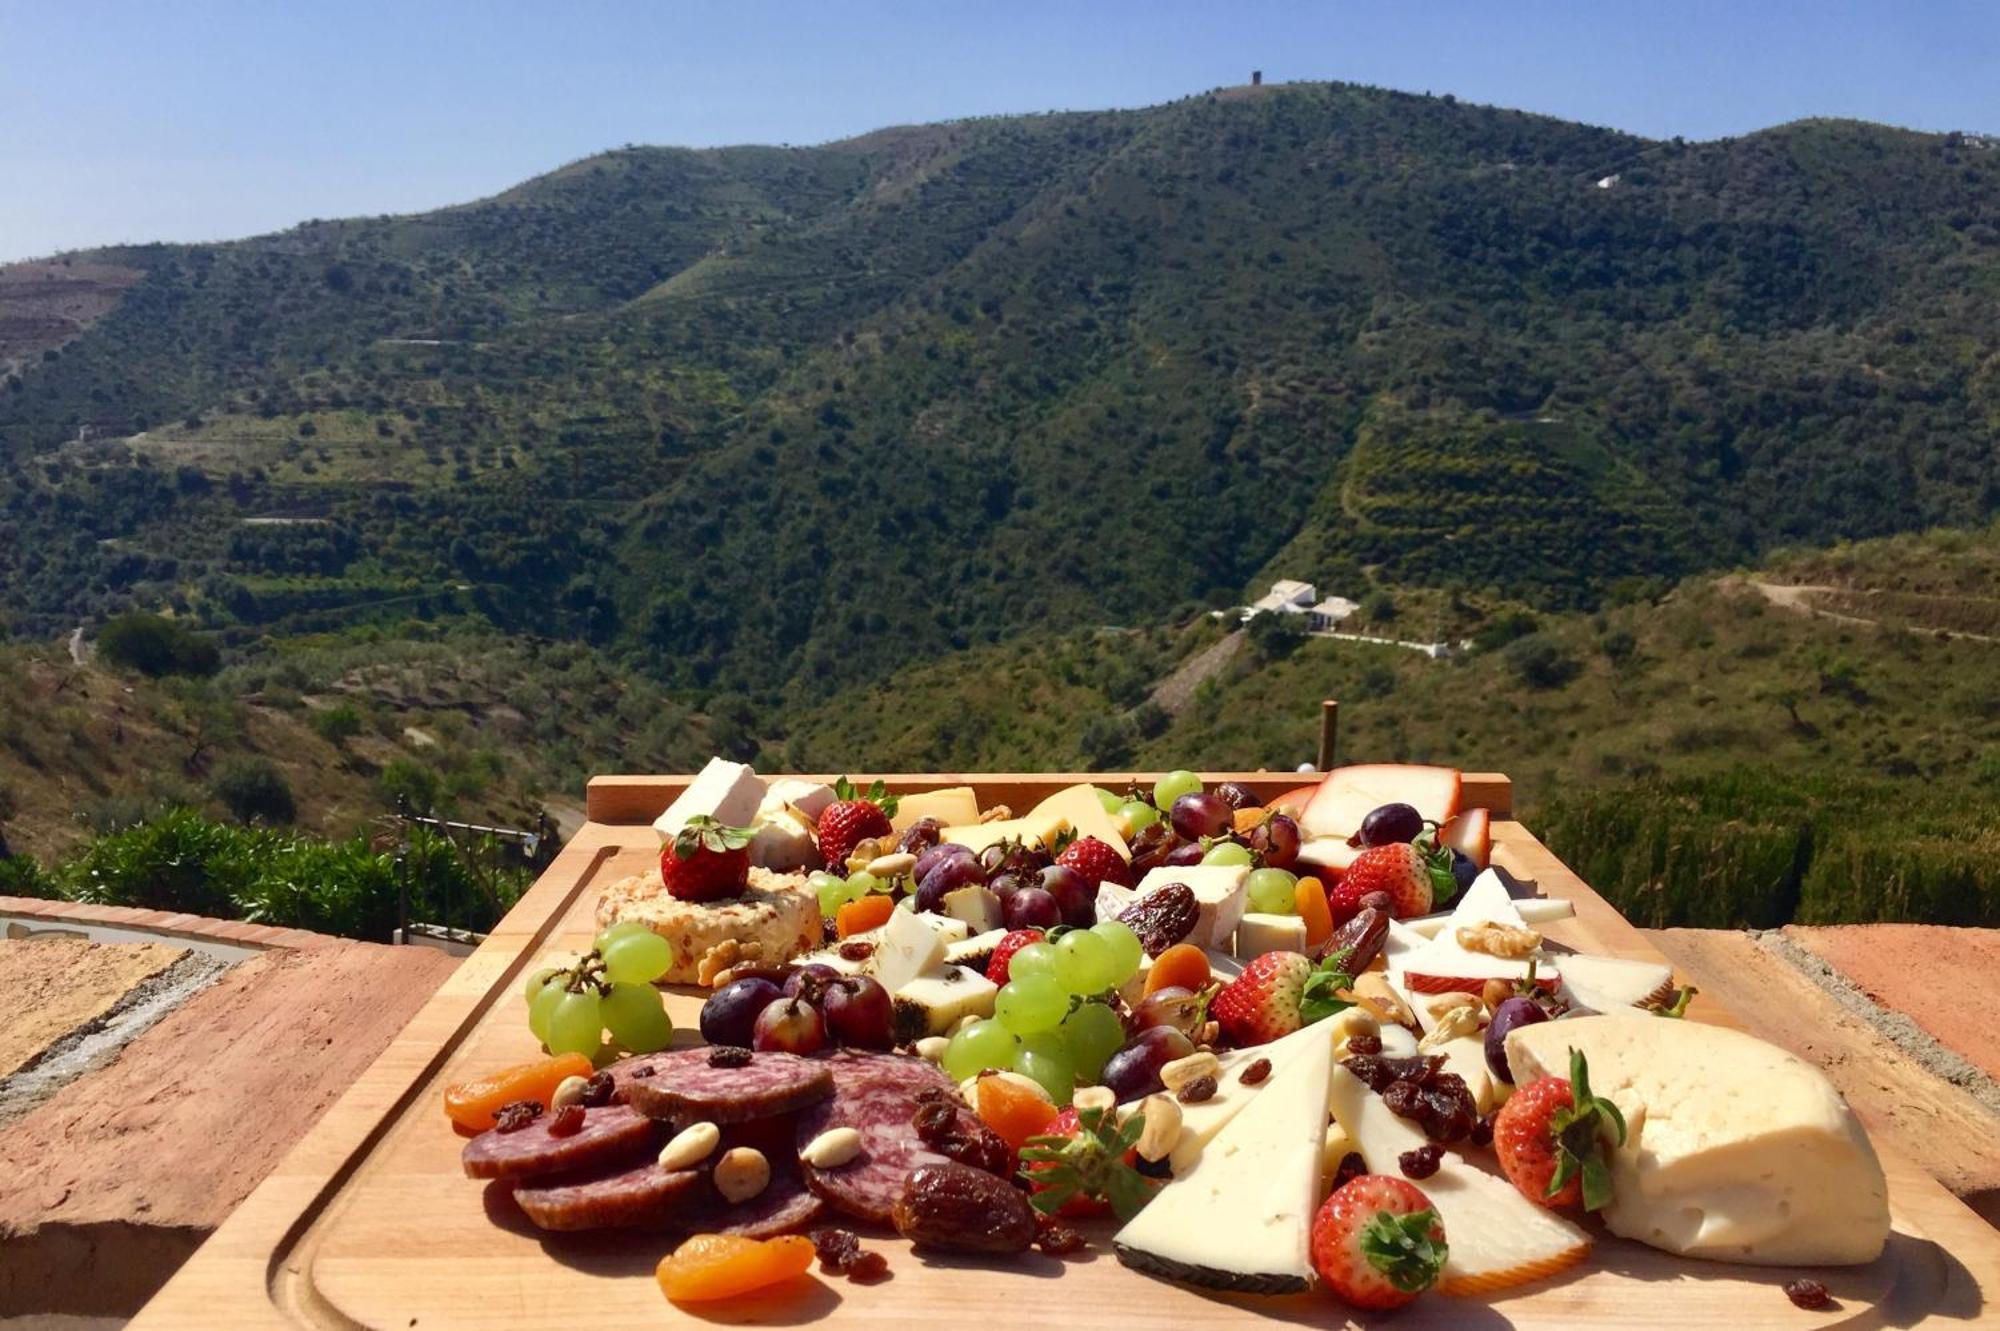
[1004,887,1062,930]
[1170,792,1233,841]
[700,976,783,1047]
[1129,985,1206,1038]
[916,853,987,911]
[1484,996,1547,1082]
[913,842,975,881]
[1251,812,1302,869]
[823,975,895,1049]
[1163,841,1206,867]
[1037,864,1094,926]
[1099,1026,1198,1102]
[753,995,828,1054]
[783,963,840,999]
[1357,803,1424,846]
[1213,782,1263,811]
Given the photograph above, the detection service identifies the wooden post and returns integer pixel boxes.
[1316,699,1338,771]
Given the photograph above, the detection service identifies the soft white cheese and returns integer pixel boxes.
[940,885,1003,933]
[1394,870,1560,992]
[651,757,765,842]
[871,902,950,993]
[1233,911,1307,959]
[759,777,835,822]
[1132,864,1249,949]
[1027,783,1132,860]
[891,964,997,1040]
[747,806,818,871]
[1554,953,1675,1012]
[1167,1008,1378,1176]
[1506,1014,1890,1266]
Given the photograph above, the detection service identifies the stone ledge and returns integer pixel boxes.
[0,897,338,953]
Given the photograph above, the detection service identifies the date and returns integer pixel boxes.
[892,1162,1037,1254]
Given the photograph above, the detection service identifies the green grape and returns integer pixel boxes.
[601,982,674,1053]
[1013,1031,1077,1103]
[1094,786,1126,815]
[1153,769,1202,809]
[602,929,675,984]
[943,1017,1021,1082]
[814,875,847,918]
[1059,1000,1127,1083]
[592,920,651,954]
[1203,840,1254,867]
[1053,928,1116,994]
[1089,919,1144,983]
[527,976,565,1044]
[994,974,1067,1035]
[545,988,603,1058]
[1245,867,1300,915]
[845,871,881,898]
[522,965,561,1006]
[1120,801,1160,833]
[1005,940,1057,982]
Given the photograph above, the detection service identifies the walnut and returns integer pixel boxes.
[698,938,764,986]
[1455,920,1541,960]
[976,804,1014,823]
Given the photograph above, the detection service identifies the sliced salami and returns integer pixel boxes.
[462,1103,661,1181]
[794,1050,999,1226]
[618,1047,834,1125]
[511,1161,703,1231]
[682,1165,827,1239]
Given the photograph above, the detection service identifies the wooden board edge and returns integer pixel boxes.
[586,771,1514,823]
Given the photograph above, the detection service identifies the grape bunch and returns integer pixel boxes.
[942,919,1144,1102]
[525,921,676,1058]
[807,867,893,919]
[1092,769,1303,875]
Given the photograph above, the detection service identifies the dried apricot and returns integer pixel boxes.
[836,893,895,939]
[971,1073,1059,1150]
[1231,806,1267,835]
[656,1232,815,1302]
[1143,942,1211,997]
[1295,875,1334,950]
[442,1052,592,1132]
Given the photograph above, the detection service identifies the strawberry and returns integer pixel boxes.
[1210,949,1355,1045]
[1054,834,1132,889]
[985,928,1046,985]
[1310,1174,1449,1310]
[1017,1103,1156,1220]
[659,815,752,902]
[1329,842,1453,921]
[1492,1048,1627,1210]
[815,777,898,869]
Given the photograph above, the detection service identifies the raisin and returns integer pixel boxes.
[1398,1144,1444,1179]
[707,1046,752,1068]
[1035,1222,1087,1256]
[580,1071,616,1108]
[630,1064,656,1079]
[821,918,839,945]
[1469,1111,1496,1148]
[1176,1074,1218,1104]
[845,1250,890,1282]
[1784,1279,1832,1311]
[545,1104,585,1138]
[1381,1079,1425,1120]
[914,1086,954,1104]
[1346,1033,1383,1057]
[939,1124,1011,1177]
[838,940,876,962]
[811,1226,862,1272]
[1240,1057,1273,1086]
[911,1101,957,1144]
[492,1100,543,1133]
[1416,1073,1478,1143]
[1117,881,1200,956]
[1332,1151,1368,1190]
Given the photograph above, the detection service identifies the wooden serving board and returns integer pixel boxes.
[130,773,1999,1329]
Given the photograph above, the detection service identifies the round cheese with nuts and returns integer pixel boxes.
[595,866,819,986]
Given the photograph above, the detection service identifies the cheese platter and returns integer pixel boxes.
[128,767,1999,1328]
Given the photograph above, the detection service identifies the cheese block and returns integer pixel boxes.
[1167,1008,1380,1175]
[595,867,818,985]
[890,964,997,1041]
[799,913,976,978]
[1555,953,1676,1012]
[1300,764,1461,841]
[1114,1013,1338,1293]
[1233,911,1307,959]
[651,757,765,842]
[746,806,818,872]
[1505,1015,1890,1265]
[1395,871,1560,993]
[1328,1062,1592,1294]
[938,812,1066,857]
[945,927,1008,971]
[891,785,980,832]
[758,777,835,822]
[940,885,1003,933]
[1028,783,1131,860]
[1294,837,1362,876]
[1130,865,1249,949]
[872,903,951,993]
[1401,896,1575,938]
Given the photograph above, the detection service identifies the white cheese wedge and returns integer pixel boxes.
[1395,871,1560,994]
[1233,911,1307,958]
[1028,783,1132,860]
[1131,865,1249,949]
[1328,1062,1592,1294]
[890,964,997,1041]
[747,806,818,871]
[1115,1015,1337,1293]
[651,757,765,842]
[940,885,1003,933]
[798,912,974,978]
[891,785,980,831]
[944,927,1008,971]
[758,777,835,823]
[872,903,950,993]
[1167,1008,1379,1175]
[1294,836,1361,876]
[1555,953,1675,1012]
[1505,1015,1890,1266]
[1401,895,1574,938]
[938,812,1066,856]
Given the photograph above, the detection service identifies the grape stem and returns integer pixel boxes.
[561,948,613,996]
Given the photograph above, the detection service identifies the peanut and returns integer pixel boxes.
[913,1036,950,1063]
[800,1126,863,1170]
[865,851,918,879]
[1135,1093,1184,1163]
[713,1146,771,1203]
[1159,1051,1221,1095]
[657,1120,721,1172]
[1071,1086,1116,1115]
[548,1074,590,1111]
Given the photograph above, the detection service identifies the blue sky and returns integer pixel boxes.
[3,0,1995,262]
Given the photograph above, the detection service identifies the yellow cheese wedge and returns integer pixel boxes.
[938,812,1067,857]
[1027,783,1131,859]
[890,785,980,831]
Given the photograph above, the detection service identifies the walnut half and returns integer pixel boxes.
[698,938,765,986]
[1455,920,1541,960]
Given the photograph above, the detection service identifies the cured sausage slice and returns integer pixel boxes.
[511,1161,703,1231]
[619,1047,834,1124]
[794,1051,996,1225]
[682,1165,827,1239]
[461,1103,660,1181]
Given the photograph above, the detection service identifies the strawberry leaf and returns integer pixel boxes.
[863,779,900,818]
[1543,1049,1626,1211]
[1359,1207,1448,1293]
[832,776,856,801]
[1298,950,1357,1025]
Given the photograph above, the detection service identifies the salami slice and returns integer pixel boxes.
[794,1051,996,1225]
[462,1103,661,1181]
[619,1047,834,1125]
[682,1165,827,1239]
[511,1161,703,1231]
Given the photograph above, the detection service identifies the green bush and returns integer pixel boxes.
[96,613,221,678]
[379,758,441,812]
[0,853,57,898]
[1505,633,1580,689]
[213,758,297,824]
[308,702,364,746]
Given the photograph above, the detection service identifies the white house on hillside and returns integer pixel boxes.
[1245,580,1316,619]
[1308,595,1358,630]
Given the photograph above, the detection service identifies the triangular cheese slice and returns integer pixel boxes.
[1396,870,1560,994]
[1027,783,1131,860]
[1555,953,1675,1012]
[1114,1017,1337,1293]
[1166,1009,1377,1175]
[1327,1063,1590,1295]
